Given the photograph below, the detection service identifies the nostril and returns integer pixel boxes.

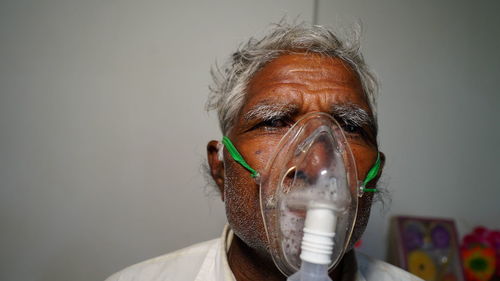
[284,168,316,192]
[295,170,307,181]
[282,167,296,194]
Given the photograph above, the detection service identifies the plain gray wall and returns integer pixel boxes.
[0,1,498,281]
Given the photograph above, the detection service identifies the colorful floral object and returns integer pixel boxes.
[462,227,500,278]
[408,250,437,280]
[432,224,451,249]
[404,223,424,250]
[461,246,495,281]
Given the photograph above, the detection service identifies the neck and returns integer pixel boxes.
[228,235,284,281]
[227,235,358,281]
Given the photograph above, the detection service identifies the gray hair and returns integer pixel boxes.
[206,21,379,136]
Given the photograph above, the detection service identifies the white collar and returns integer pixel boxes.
[195,225,368,281]
[193,225,236,281]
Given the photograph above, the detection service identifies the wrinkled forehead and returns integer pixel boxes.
[240,53,371,119]
[251,53,363,90]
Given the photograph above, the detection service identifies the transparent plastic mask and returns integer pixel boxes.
[259,112,359,276]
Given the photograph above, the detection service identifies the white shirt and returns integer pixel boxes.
[105,226,423,281]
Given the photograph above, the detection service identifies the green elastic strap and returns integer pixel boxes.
[362,152,381,193]
[222,136,380,191]
[222,136,259,178]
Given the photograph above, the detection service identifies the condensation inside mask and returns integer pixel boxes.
[259,112,359,276]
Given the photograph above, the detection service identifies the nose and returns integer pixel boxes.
[281,130,339,193]
[298,131,337,185]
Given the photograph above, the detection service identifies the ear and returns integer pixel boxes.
[207,140,225,201]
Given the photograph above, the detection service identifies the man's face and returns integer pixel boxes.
[208,53,381,256]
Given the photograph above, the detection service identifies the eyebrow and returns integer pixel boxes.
[242,101,377,135]
[243,101,299,122]
[330,103,378,137]
[329,104,375,128]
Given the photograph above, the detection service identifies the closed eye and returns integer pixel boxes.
[338,120,376,145]
[252,116,293,131]
[341,123,364,135]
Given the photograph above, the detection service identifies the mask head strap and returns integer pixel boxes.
[361,152,381,193]
[222,136,380,191]
[222,136,260,178]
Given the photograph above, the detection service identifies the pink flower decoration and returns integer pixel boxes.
[461,226,500,277]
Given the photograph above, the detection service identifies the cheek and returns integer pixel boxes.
[349,195,373,248]
[223,158,268,250]
[221,135,283,251]
[224,159,258,217]
[350,145,378,181]
[240,137,281,173]
[348,145,377,246]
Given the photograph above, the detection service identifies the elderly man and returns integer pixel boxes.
[106,23,422,281]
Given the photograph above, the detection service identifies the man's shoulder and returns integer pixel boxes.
[105,238,220,281]
[356,252,424,281]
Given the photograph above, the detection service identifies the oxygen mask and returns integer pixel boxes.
[221,112,380,276]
